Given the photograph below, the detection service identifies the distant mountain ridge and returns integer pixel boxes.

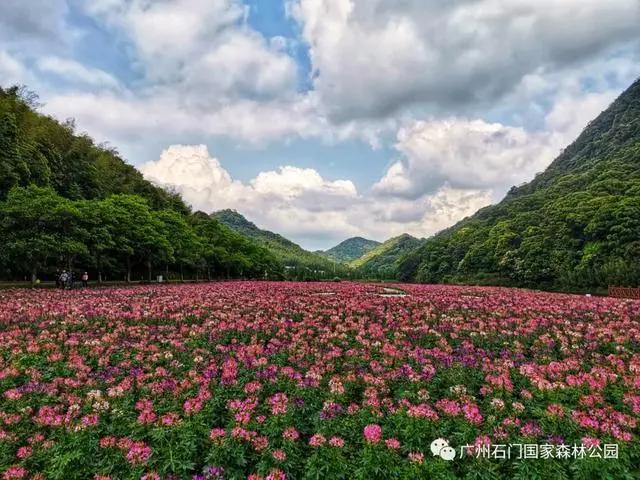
[211,209,338,271]
[351,234,422,277]
[320,237,381,263]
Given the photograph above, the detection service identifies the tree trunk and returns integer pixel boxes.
[180,264,184,282]
[97,254,103,284]
[126,257,132,283]
[30,267,37,286]
[147,260,152,282]
[207,267,211,281]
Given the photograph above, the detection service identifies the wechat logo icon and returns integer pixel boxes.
[431,438,456,461]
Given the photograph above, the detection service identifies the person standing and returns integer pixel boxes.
[81,272,89,288]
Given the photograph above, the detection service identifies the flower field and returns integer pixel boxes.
[0,282,639,480]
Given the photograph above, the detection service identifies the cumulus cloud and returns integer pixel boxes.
[289,0,640,121]
[42,90,329,152]
[140,143,359,213]
[374,119,557,199]
[373,88,621,202]
[83,0,298,102]
[4,0,640,248]
[139,144,493,249]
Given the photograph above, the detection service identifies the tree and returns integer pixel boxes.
[0,186,88,283]
[100,195,172,282]
[77,199,115,283]
[0,112,21,198]
[156,209,200,280]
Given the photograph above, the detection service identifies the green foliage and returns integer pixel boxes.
[0,86,285,282]
[320,237,381,263]
[0,111,22,198]
[397,77,640,289]
[352,234,422,279]
[212,209,346,279]
[0,85,190,211]
[0,186,88,282]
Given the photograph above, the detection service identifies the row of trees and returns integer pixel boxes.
[0,85,295,283]
[0,86,354,284]
[0,186,282,284]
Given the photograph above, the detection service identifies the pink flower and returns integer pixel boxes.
[125,442,152,465]
[329,436,345,447]
[160,413,180,426]
[272,449,287,461]
[282,427,299,441]
[436,399,461,416]
[252,436,269,451]
[581,436,601,447]
[363,424,382,444]
[268,393,289,415]
[137,410,157,424]
[408,452,424,464]
[2,466,26,479]
[520,421,542,438]
[4,389,22,400]
[385,438,401,449]
[16,446,32,459]
[309,433,326,447]
[244,381,262,394]
[546,404,565,417]
[209,428,226,442]
[266,469,286,480]
[462,402,483,425]
[99,436,117,448]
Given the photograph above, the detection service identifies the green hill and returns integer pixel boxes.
[0,86,281,282]
[212,209,341,274]
[398,77,640,289]
[352,234,421,278]
[0,87,189,213]
[321,237,381,263]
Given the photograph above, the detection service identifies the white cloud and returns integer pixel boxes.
[4,0,640,249]
[0,0,69,50]
[290,0,640,121]
[374,119,557,199]
[139,144,493,249]
[42,90,328,150]
[545,91,619,142]
[82,0,297,102]
[36,57,121,89]
[0,51,29,87]
[140,144,357,212]
[373,87,623,202]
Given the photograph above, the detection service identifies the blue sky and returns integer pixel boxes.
[1,0,639,249]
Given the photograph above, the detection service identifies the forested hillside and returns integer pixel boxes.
[0,86,281,283]
[212,209,345,277]
[398,77,640,289]
[320,237,380,263]
[352,234,421,279]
